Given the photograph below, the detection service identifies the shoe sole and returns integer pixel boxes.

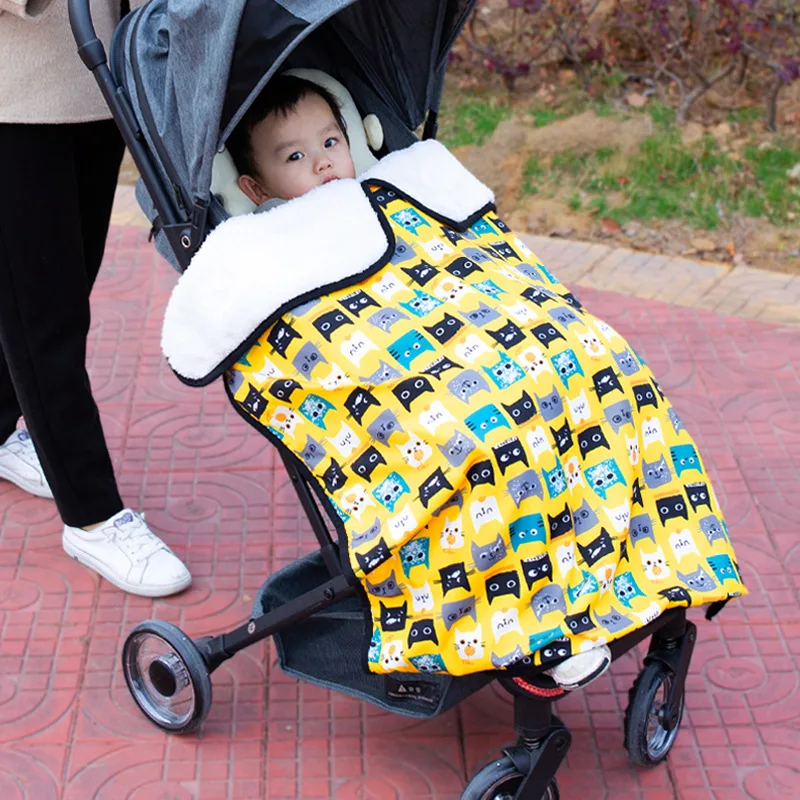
[63,535,192,598]
[556,655,612,692]
[0,463,54,499]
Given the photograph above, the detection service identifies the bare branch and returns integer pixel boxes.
[676,60,737,123]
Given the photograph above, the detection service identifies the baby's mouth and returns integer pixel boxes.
[322,175,339,184]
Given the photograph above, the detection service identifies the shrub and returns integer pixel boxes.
[457,0,799,128]
[461,0,605,89]
[610,0,744,123]
[732,0,800,129]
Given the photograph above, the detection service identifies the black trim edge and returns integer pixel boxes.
[367,179,496,233]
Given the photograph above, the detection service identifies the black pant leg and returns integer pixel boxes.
[0,119,122,441]
[0,121,123,527]
[74,119,126,288]
[0,350,21,442]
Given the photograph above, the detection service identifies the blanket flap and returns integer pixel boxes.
[161,140,495,385]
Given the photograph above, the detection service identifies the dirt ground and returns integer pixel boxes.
[453,108,800,276]
[118,88,800,276]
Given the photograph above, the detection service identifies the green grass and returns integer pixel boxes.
[592,99,627,119]
[439,97,513,148]
[551,150,586,176]
[523,145,623,197]
[439,83,799,229]
[727,107,763,124]
[529,108,566,128]
[530,127,800,229]
[646,101,676,130]
[602,67,628,91]
[619,134,797,227]
[595,145,616,163]
[598,132,737,228]
[522,153,545,195]
[587,196,610,217]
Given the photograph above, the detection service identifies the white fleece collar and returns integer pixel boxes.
[361,139,494,222]
[161,140,495,385]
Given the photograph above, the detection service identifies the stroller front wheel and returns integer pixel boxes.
[122,619,212,734]
[624,660,684,765]
[461,755,559,800]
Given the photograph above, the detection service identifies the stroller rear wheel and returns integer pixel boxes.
[461,755,559,800]
[624,660,684,765]
[122,619,212,734]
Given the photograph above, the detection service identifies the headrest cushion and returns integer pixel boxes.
[211,69,382,217]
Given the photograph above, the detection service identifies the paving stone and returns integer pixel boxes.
[0,205,798,798]
[697,265,800,326]
[518,229,800,327]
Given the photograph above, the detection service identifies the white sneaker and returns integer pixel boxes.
[0,428,54,499]
[63,509,191,597]
[545,644,612,691]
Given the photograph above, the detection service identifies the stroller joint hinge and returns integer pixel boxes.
[194,635,233,674]
[646,620,696,731]
[179,196,209,255]
[77,38,107,71]
[520,735,544,751]
[191,196,208,230]
[503,721,572,799]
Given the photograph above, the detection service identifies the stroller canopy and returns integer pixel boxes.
[121,0,476,217]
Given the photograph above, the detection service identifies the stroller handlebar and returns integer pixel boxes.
[67,0,185,237]
[68,0,107,70]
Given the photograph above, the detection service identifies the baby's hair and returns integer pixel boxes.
[226,74,348,178]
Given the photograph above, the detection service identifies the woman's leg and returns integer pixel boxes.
[0,120,190,596]
[0,351,21,443]
[74,119,127,291]
[0,121,123,527]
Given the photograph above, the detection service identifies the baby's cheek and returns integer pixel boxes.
[343,152,357,179]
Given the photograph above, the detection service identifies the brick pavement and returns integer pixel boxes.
[0,193,799,799]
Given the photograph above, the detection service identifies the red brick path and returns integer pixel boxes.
[1,224,798,799]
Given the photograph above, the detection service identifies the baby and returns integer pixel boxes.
[226,74,356,211]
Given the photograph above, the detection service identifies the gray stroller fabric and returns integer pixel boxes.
[116,0,475,225]
[255,551,494,718]
[119,1,246,211]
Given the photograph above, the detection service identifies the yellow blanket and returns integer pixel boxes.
[219,173,745,677]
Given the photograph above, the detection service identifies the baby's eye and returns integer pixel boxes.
[287,151,303,162]
[324,137,338,148]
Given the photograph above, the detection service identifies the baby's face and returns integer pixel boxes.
[245,92,356,202]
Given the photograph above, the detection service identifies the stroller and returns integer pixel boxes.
[69,1,741,797]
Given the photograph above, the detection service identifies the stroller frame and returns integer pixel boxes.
[69,1,700,796]
[124,447,697,800]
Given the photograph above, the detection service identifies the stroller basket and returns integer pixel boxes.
[256,550,493,719]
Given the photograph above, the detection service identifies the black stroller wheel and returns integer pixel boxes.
[624,661,684,765]
[122,619,212,734]
[461,756,559,800]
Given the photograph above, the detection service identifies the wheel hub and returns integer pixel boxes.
[124,630,199,730]
[148,652,189,697]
